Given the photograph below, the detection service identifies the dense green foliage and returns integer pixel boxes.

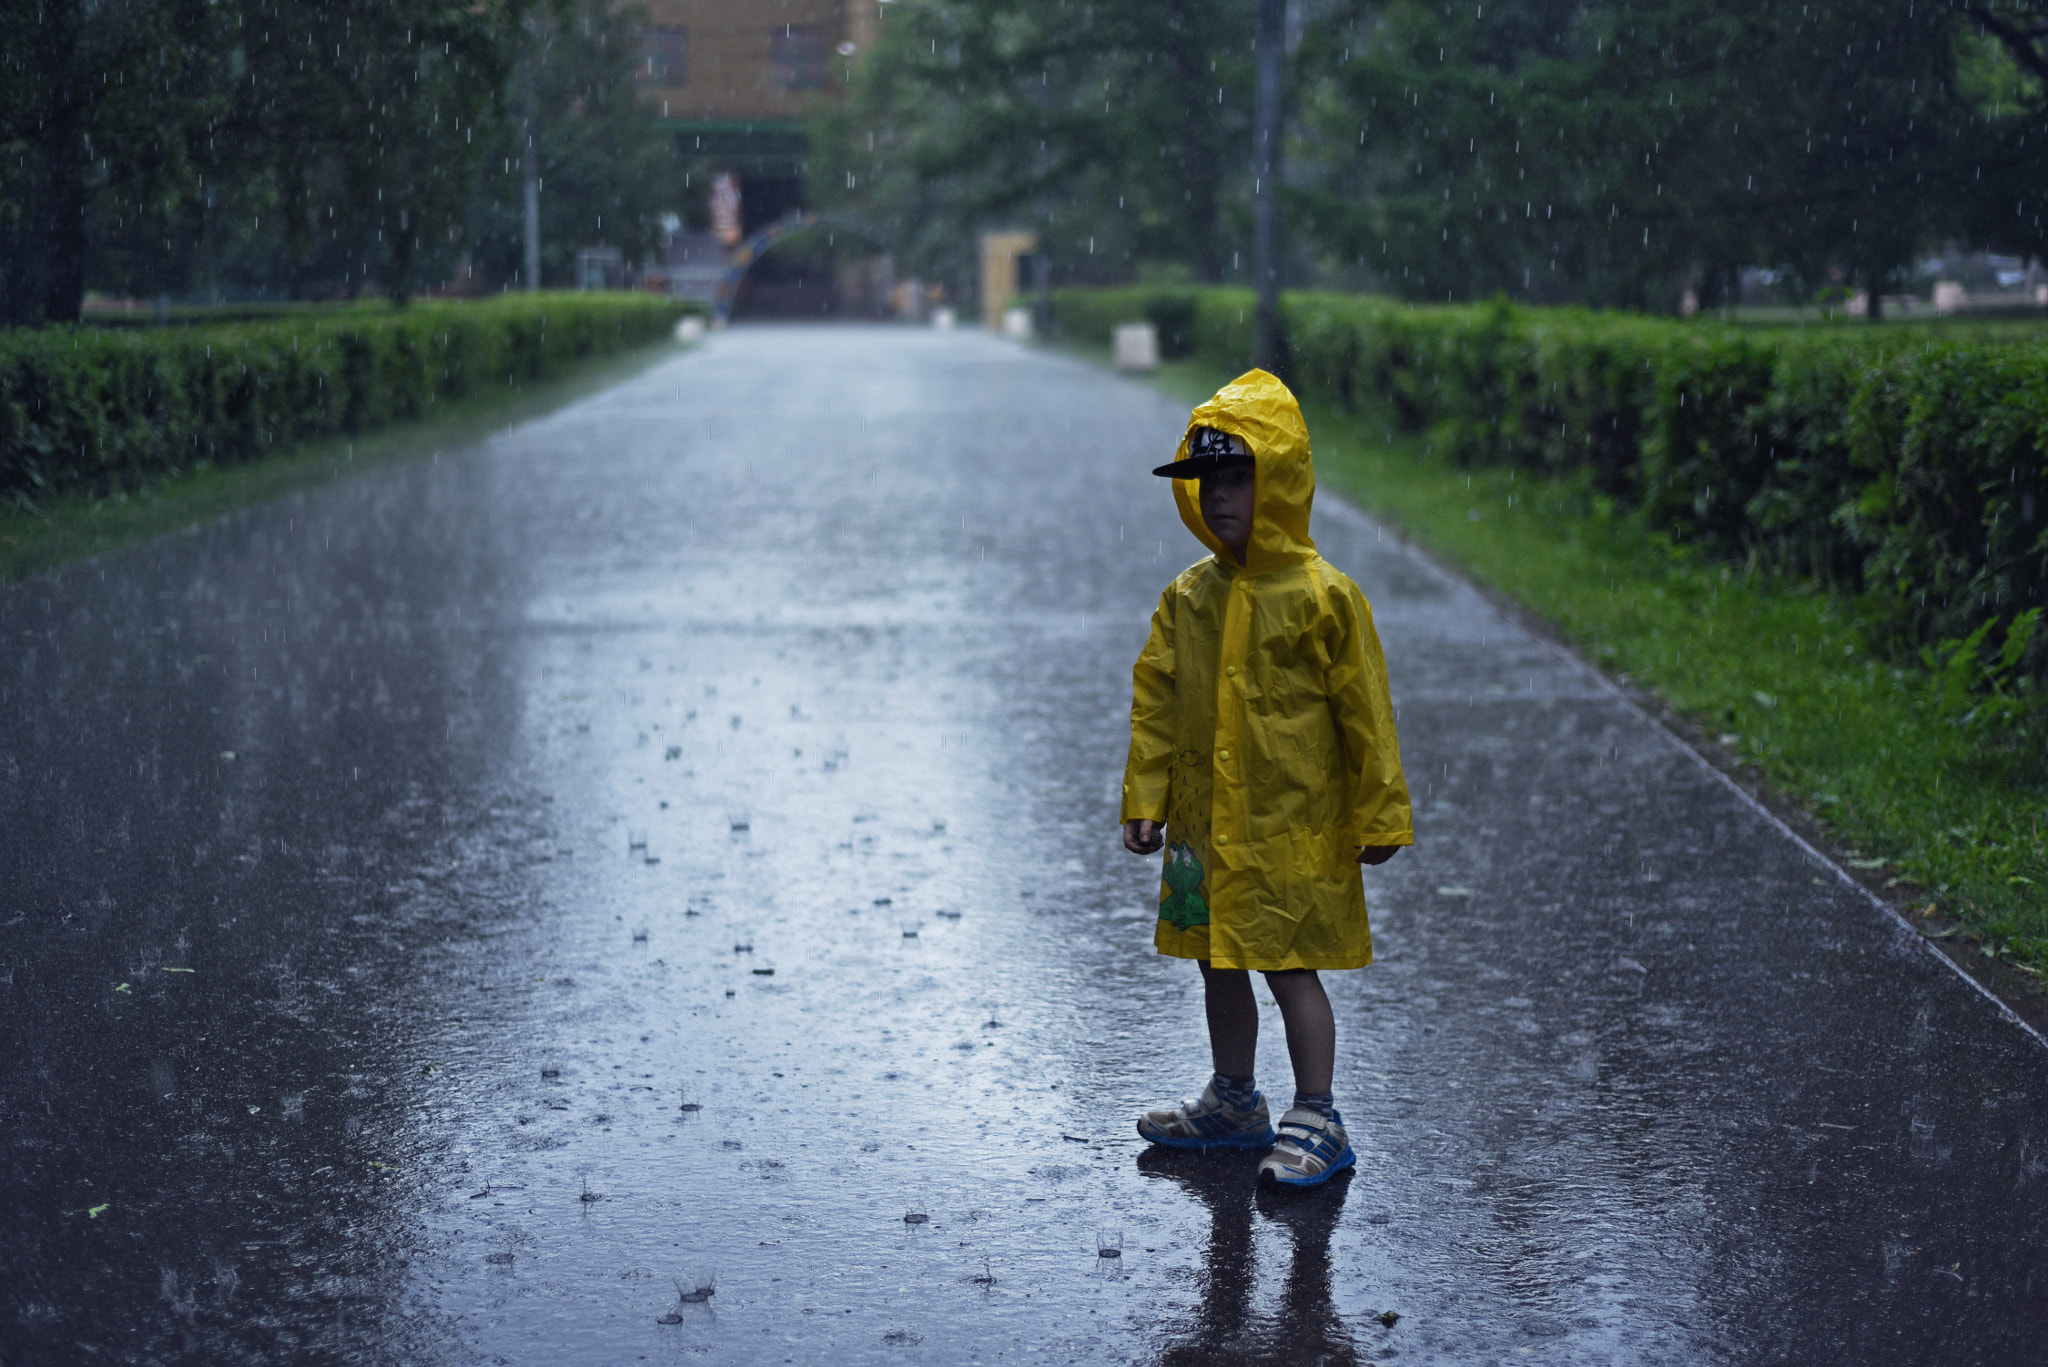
[465,2,676,293]
[0,0,217,323]
[0,294,692,502]
[0,0,677,319]
[835,0,2048,312]
[176,0,509,305]
[1292,0,2000,309]
[1054,286,2048,664]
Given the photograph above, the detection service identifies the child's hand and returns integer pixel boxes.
[1123,819,1164,855]
[1357,845,1401,866]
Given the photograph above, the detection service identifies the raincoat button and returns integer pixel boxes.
[1216,834,1229,846]
[1218,749,1230,761]
[1237,580,1250,592]
[1225,666,1237,677]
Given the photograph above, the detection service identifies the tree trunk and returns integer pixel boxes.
[23,52,92,325]
[0,200,41,326]
[282,163,313,302]
[40,119,89,324]
[1178,118,1224,283]
[522,49,541,292]
[1165,8,1224,283]
[1252,0,1285,375]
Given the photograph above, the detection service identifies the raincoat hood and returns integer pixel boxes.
[1163,369,1317,573]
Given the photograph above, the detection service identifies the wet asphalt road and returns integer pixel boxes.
[4,324,2048,1366]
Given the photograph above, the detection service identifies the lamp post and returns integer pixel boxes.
[1252,0,1285,376]
[521,23,541,293]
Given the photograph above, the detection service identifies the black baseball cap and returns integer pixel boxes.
[1152,426,1255,478]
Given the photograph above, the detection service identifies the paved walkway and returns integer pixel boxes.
[3,325,2044,1364]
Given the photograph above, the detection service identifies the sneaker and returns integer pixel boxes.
[1256,1107,1356,1187]
[1136,1082,1276,1150]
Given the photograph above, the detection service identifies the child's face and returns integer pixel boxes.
[1199,465,1256,558]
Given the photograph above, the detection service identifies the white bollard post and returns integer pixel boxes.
[1114,322,1160,372]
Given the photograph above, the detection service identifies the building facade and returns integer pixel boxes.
[631,2,882,312]
[634,0,877,124]
[635,0,875,233]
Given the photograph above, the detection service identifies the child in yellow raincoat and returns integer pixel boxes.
[1121,368,1413,1187]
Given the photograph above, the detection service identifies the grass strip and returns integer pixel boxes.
[1111,348,2048,974]
[0,339,684,587]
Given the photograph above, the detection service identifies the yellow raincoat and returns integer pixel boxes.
[1121,370,1413,971]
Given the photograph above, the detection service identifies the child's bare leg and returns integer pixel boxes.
[1262,969,1335,1098]
[1198,960,1259,1079]
[1133,961,1272,1146]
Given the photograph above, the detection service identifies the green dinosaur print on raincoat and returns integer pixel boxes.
[1159,842,1209,929]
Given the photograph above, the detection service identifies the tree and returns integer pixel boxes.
[0,0,218,323]
[1959,0,2048,81]
[0,0,518,315]
[1292,0,1970,313]
[206,0,512,300]
[1728,0,1970,315]
[465,1,677,290]
[1947,4,2048,270]
[821,0,1257,295]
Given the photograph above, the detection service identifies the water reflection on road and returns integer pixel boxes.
[3,326,2046,1365]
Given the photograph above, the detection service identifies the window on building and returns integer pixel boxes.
[636,26,687,88]
[770,24,829,91]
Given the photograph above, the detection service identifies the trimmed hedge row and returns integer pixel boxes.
[1054,285,2048,655]
[1,293,697,504]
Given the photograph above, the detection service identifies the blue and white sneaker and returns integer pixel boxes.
[1136,1082,1276,1150]
[1256,1107,1356,1186]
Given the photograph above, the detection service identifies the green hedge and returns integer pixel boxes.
[1,293,697,504]
[1053,286,2048,658]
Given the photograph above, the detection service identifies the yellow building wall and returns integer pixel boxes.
[637,0,879,120]
[979,232,1037,331]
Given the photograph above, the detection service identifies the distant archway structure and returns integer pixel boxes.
[712,212,893,323]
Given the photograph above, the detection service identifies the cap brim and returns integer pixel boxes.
[1151,455,1255,479]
